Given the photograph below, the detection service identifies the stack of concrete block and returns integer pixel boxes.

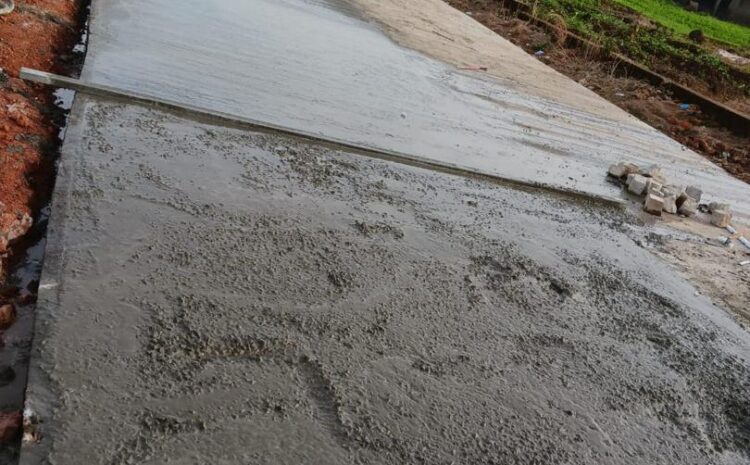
[607,161,719,219]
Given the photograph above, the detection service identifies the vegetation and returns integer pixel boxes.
[531,0,750,89]
[613,0,750,50]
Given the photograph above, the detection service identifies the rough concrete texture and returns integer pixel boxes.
[21,98,750,465]
[79,0,750,221]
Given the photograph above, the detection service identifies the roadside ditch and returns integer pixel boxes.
[0,0,89,461]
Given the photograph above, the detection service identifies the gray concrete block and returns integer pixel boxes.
[685,186,702,202]
[662,185,679,197]
[678,197,698,216]
[647,180,663,195]
[608,163,628,178]
[662,194,677,214]
[709,202,730,213]
[711,210,732,227]
[628,174,649,196]
[644,193,664,215]
[624,163,641,176]
[641,164,663,179]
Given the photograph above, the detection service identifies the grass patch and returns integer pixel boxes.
[612,0,750,50]
[532,0,749,91]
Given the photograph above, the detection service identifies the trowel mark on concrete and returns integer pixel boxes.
[296,357,351,447]
[108,411,206,465]
[23,100,750,465]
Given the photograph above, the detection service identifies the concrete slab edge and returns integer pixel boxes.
[20,68,627,210]
[19,94,91,465]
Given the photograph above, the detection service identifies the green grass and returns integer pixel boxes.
[532,0,749,86]
[613,0,750,50]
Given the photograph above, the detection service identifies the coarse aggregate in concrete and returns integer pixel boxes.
[21,97,750,465]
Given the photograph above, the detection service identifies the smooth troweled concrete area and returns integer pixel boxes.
[82,0,750,220]
[21,97,750,464]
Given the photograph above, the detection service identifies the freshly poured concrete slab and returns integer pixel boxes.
[20,96,750,465]
[80,0,750,219]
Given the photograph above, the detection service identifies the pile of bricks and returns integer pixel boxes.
[607,162,732,227]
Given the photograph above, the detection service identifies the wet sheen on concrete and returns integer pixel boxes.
[21,97,750,464]
[79,0,750,220]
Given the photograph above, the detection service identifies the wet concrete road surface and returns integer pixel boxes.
[82,0,750,220]
[21,97,750,464]
[19,0,750,463]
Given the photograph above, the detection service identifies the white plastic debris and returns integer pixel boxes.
[717,236,733,247]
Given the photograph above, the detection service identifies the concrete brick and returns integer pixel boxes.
[661,185,679,197]
[709,202,730,213]
[711,210,732,227]
[651,175,667,186]
[685,186,702,202]
[623,163,641,176]
[678,197,698,216]
[627,174,649,196]
[644,193,664,215]
[662,194,677,214]
[608,163,628,178]
[647,180,663,194]
[641,164,663,179]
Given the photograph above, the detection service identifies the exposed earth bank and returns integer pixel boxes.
[0,0,82,279]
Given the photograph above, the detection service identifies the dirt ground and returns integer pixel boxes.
[652,238,750,324]
[0,0,83,453]
[631,213,750,325]
[444,0,750,183]
[0,0,82,280]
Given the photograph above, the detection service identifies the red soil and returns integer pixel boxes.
[0,0,79,277]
